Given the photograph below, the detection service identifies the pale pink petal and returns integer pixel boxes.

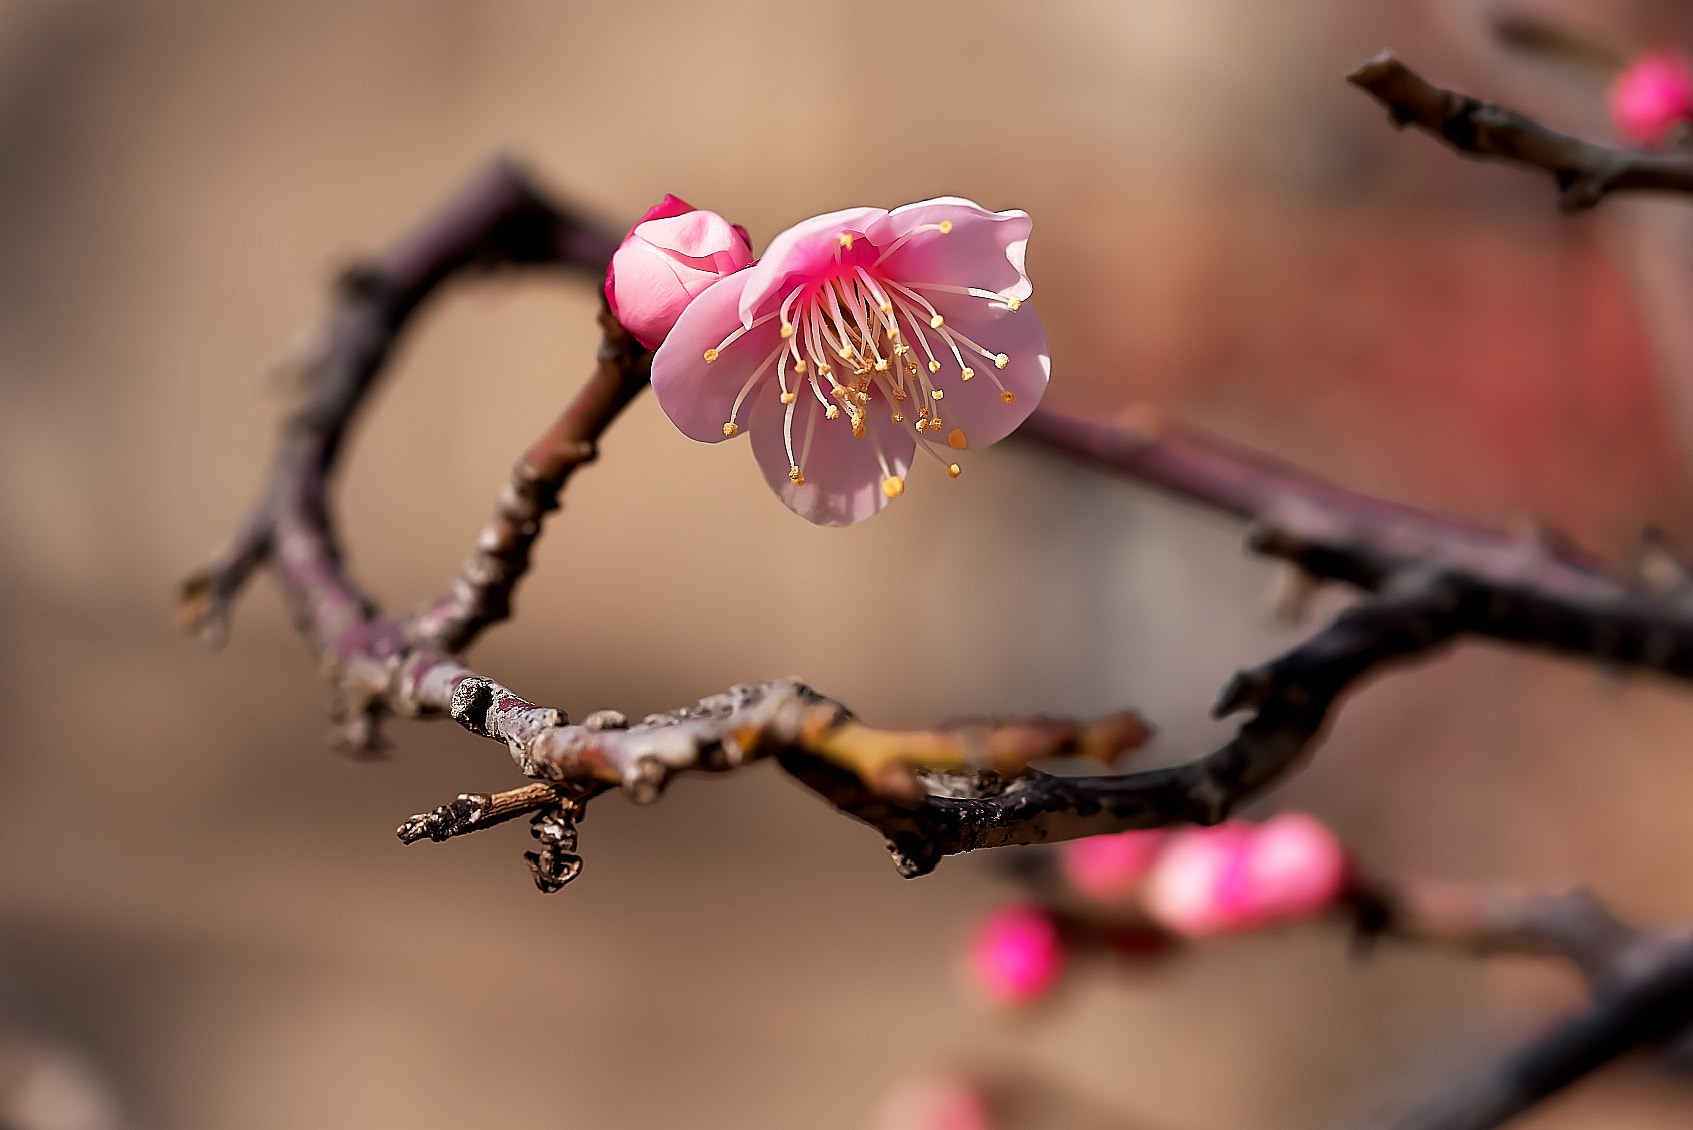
[876,1077,994,1130]
[746,384,916,526]
[736,206,888,325]
[650,270,778,443]
[1142,824,1254,938]
[632,209,754,267]
[611,238,739,350]
[1061,829,1168,902]
[969,904,1065,1005]
[869,199,1033,303]
[905,290,1049,449]
[1241,813,1348,922]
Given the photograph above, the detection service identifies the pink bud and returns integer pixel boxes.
[604,194,754,349]
[1141,823,1255,938]
[1060,829,1168,902]
[1610,52,1693,148]
[1240,812,1348,923]
[968,904,1065,1005]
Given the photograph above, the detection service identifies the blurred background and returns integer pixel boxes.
[3,0,1693,1126]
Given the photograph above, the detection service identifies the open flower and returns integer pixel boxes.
[604,195,754,349]
[649,198,1049,525]
[1610,52,1693,149]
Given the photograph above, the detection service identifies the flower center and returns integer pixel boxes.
[710,224,1026,495]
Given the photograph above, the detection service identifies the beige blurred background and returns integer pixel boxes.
[4,0,1693,1126]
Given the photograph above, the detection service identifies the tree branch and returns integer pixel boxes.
[1346,50,1693,210]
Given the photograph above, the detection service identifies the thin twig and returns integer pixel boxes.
[1347,50,1693,210]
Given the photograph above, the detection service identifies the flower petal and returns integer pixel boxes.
[611,238,738,349]
[650,270,780,442]
[904,292,1049,449]
[735,206,888,325]
[869,198,1034,303]
[747,385,915,526]
[634,209,754,266]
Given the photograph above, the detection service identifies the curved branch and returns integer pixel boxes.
[1347,50,1693,210]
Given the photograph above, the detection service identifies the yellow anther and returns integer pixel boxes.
[780,391,797,404]
[831,385,849,398]
[961,367,974,381]
[879,301,892,314]
[929,314,945,329]
[882,476,905,497]
[918,405,930,417]
[1005,296,1022,311]
[930,418,941,429]
[931,389,944,401]
[948,428,966,450]
[1000,391,1017,404]
[914,419,928,432]
[893,344,909,356]
[703,348,719,363]
[855,391,870,405]
[838,346,853,360]
[795,359,807,373]
[780,323,795,339]
[789,466,805,485]
[892,390,907,402]
[819,364,832,377]
[722,422,738,438]
[825,404,841,420]
[938,220,953,234]
[906,363,919,376]
[888,326,901,339]
[891,412,904,424]
[947,463,962,479]
[852,419,866,438]
[994,354,1009,369]
[928,359,941,373]
[874,359,889,373]
[838,232,853,249]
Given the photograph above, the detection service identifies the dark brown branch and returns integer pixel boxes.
[1346,50,1693,210]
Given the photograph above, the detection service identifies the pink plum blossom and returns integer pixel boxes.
[604,195,754,349]
[969,903,1065,1004]
[1610,52,1693,148]
[1060,828,1168,902]
[1142,814,1348,938]
[649,198,1049,525]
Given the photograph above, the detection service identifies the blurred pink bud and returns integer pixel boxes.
[1242,811,1348,922]
[876,1076,994,1130]
[1142,823,1254,937]
[969,904,1065,1004]
[1060,829,1168,901]
[1610,52,1693,148]
[1143,815,1347,937]
[604,194,754,349]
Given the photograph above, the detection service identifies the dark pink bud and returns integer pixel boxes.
[1611,52,1693,148]
[968,904,1065,1004]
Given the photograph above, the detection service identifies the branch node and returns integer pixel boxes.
[524,805,583,893]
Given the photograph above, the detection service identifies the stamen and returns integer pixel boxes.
[706,309,779,361]
[729,342,786,425]
[722,422,738,437]
[948,428,967,450]
[703,348,719,363]
[995,354,1010,368]
[825,404,841,420]
[882,476,905,498]
[938,220,953,234]
[1001,391,1017,403]
[852,418,866,438]
[928,360,940,373]
[838,233,853,249]
[947,464,962,479]
[931,389,944,400]
[891,412,904,423]
[961,367,975,381]
[781,391,797,404]
[790,466,805,484]
[781,323,795,338]
[914,419,928,432]
[929,314,945,329]
[1005,296,1021,311]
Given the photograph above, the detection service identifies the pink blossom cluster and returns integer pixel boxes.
[968,814,1350,1005]
[605,194,1049,525]
[1610,52,1693,149]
